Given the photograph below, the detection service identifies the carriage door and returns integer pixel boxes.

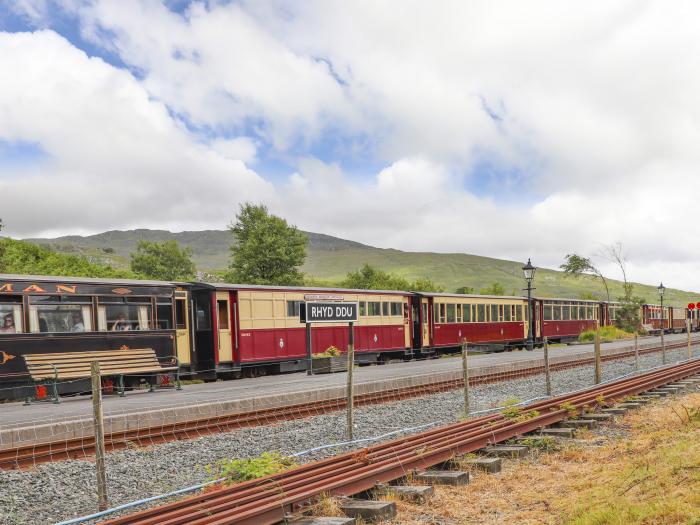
[411,298,421,349]
[175,291,191,365]
[216,291,233,363]
[422,298,430,347]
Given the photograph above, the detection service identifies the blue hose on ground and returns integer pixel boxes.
[52,478,224,525]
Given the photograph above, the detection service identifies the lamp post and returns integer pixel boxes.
[658,282,666,364]
[523,258,536,351]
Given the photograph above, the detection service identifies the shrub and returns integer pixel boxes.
[578,325,634,343]
[209,452,297,484]
[312,345,342,359]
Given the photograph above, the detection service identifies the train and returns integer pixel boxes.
[0,273,696,400]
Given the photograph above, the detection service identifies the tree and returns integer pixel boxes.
[342,264,410,290]
[340,264,444,292]
[412,277,445,293]
[130,240,196,281]
[0,237,129,278]
[225,203,307,285]
[602,243,641,332]
[454,286,475,294]
[560,253,611,302]
[479,282,505,296]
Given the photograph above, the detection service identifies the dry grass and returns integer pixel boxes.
[384,392,700,525]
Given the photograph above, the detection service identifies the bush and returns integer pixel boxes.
[209,452,297,484]
[578,325,634,343]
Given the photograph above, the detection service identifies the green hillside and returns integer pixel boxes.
[24,229,699,306]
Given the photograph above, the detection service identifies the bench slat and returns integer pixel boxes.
[28,363,163,375]
[24,350,156,361]
[25,356,160,365]
[30,367,178,380]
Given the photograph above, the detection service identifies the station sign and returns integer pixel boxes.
[300,301,359,323]
[304,294,344,301]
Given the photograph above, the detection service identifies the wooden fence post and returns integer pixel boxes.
[461,339,470,417]
[91,361,108,511]
[594,326,601,385]
[634,332,639,371]
[543,336,552,396]
[688,319,692,360]
[346,322,355,441]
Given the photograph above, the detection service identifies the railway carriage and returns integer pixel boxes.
[417,293,531,351]
[669,307,689,332]
[0,274,179,399]
[536,298,600,342]
[189,283,412,376]
[642,304,669,333]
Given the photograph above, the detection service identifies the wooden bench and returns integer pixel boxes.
[23,348,180,404]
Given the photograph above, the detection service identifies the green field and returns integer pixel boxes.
[24,229,699,306]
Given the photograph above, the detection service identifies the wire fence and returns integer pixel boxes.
[1,333,699,525]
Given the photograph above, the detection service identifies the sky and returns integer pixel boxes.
[0,1,699,291]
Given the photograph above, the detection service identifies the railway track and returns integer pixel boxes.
[0,337,695,470]
[99,355,700,525]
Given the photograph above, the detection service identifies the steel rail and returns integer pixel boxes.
[99,357,700,525]
[1,337,695,470]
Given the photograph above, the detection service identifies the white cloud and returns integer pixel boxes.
[0,30,272,236]
[3,2,700,291]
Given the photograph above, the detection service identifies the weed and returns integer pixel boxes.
[578,325,634,343]
[502,405,522,419]
[559,401,579,418]
[518,436,559,452]
[209,452,297,484]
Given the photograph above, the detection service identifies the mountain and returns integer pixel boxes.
[25,229,699,306]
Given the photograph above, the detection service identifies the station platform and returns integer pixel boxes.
[0,333,687,449]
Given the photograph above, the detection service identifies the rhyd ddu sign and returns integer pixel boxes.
[300,302,359,323]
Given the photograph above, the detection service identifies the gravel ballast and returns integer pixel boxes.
[1,346,697,525]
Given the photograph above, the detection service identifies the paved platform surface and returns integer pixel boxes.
[0,333,691,447]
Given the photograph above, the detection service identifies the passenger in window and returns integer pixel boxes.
[70,312,85,332]
[0,314,15,333]
[111,313,131,331]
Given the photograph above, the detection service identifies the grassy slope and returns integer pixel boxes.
[24,229,699,306]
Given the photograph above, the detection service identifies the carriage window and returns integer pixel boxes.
[286,300,301,318]
[477,304,486,322]
[571,305,579,320]
[98,304,150,331]
[29,296,93,333]
[390,302,403,316]
[516,305,523,321]
[553,305,562,320]
[359,301,366,316]
[463,304,471,322]
[456,304,462,322]
[446,304,456,323]
[562,305,570,320]
[422,303,428,322]
[218,300,229,329]
[543,304,553,321]
[504,305,511,321]
[368,302,381,316]
[0,296,23,334]
[157,300,173,330]
[382,302,389,316]
[175,299,187,329]
[433,303,439,323]
[490,305,499,322]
